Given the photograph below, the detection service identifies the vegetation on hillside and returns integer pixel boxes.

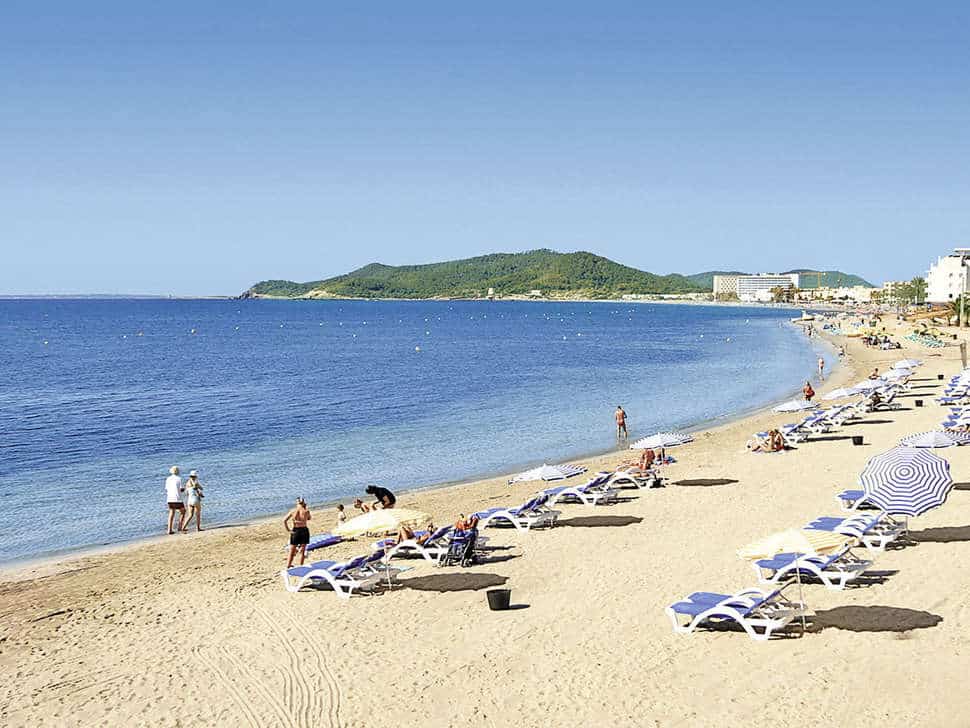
[247,250,705,299]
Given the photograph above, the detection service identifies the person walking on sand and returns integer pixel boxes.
[165,466,186,535]
[803,380,815,401]
[181,470,205,532]
[284,497,312,568]
[615,405,628,439]
[818,357,825,380]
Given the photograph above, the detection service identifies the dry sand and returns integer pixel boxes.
[2,320,969,728]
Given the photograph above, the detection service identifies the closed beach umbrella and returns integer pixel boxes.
[773,399,816,413]
[508,462,586,484]
[901,431,970,448]
[334,508,431,537]
[859,447,952,517]
[894,359,923,369]
[822,387,861,401]
[629,432,694,450]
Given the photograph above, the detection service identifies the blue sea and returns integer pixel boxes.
[0,299,831,563]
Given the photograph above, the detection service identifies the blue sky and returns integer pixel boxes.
[1,2,967,294]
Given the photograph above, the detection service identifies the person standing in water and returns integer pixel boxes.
[182,470,205,532]
[818,357,825,380]
[615,405,628,439]
[165,466,185,535]
[284,498,312,568]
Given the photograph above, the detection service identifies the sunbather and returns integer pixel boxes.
[747,429,785,453]
[353,498,371,514]
[390,522,436,547]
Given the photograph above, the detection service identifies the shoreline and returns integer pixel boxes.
[6,316,969,727]
[0,322,843,581]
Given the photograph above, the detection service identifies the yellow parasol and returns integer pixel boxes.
[738,529,853,634]
[737,529,851,561]
[334,508,431,538]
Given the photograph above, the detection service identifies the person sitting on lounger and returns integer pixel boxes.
[454,513,480,531]
[869,368,880,380]
[868,391,883,408]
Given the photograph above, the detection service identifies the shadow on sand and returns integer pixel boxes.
[558,516,643,528]
[806,605,942,634]
[909,525,970,543]
[401,573,508,592]
[672,478,739,487]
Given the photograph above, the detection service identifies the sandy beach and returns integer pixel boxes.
[2,320,968,728]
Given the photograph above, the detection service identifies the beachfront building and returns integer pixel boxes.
[927,249,970,303]
[714,273,800,302]
[801,285,876,303]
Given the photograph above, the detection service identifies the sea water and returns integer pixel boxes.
[0,299,832,562]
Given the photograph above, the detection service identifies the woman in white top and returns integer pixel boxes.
[182,470,205,532]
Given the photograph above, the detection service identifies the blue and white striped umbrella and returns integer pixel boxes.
[900,431,970,448]
[858,447,952,516]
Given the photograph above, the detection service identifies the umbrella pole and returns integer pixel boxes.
[797,569,806,636]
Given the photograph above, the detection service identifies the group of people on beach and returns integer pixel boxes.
[283,484,399,568]
[164,466,205,534]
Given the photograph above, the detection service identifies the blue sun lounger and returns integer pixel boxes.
[474,493,560,531]
[371,525,455,565]
[666,584,805,641]
[751,547,872,590]
[806,514,906,553]
[280,555,382,598]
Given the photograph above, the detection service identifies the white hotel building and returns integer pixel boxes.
[927,249,970,303]
[713,273,800,302]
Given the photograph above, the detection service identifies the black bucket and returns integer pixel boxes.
[486,588,511,611]
[915,400,924,407]
[939,374,945,380]
[852,435,864,446]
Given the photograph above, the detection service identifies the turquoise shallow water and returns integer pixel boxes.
[0,299,830,562]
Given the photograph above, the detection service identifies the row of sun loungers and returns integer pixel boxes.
[668,487,912,639]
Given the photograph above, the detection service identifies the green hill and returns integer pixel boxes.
[245,250,705,300]
[687,269,874,291]
[782,270,875,289]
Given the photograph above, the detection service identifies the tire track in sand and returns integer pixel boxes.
[253,605,313,727]
[193,645,261,728]
[218,645,296,728]
[274,607,342,728]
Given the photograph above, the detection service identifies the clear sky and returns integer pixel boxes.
[2,2,968,295]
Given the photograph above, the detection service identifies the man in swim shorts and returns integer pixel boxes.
[165,465,185,535]
[615,405,628,439]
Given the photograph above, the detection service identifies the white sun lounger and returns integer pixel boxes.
[805,514,907,553]
[542,473,619,505]
[751,547,873,590]
[280,555,384,598]
[666,584,805,641]
[474,493,561,532]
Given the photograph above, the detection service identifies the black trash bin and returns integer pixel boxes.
[486,588,511,611]
[915,400,924,407]
[939,374,945,380]
[852,435,864,446]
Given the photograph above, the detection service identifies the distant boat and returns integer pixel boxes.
[791,311,815,323]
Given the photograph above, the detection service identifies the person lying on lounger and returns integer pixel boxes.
[389,522,436,547]
[747,429,785,453]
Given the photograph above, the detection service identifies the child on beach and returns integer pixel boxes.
[353,498,371,514]
[335,503,347,528]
